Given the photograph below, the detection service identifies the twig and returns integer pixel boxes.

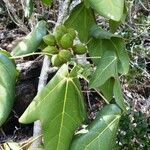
[0,128,6,137]
[10,52,52,59]
[139,0,150,11]
[31,0,71,149]
[3,0,30,33]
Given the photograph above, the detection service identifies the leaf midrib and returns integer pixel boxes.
[91,56,117,86]
[85,115,120,149]
[56,80,69,149]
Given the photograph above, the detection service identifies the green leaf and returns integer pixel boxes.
[89,26,129,74]
[0,50,17,126]
[87,0,124,21]
[88,38,102,65]
[99,78,115,102]
[65,2,96,43]
[41,0,52,6]
[11,20,47,56]
[110,38,129,74]
[109,3,128,33]
[90,25,120,39]
[113,79,127,112]
[19,65,86,150]
[89,51,117,88]
[88,25,120,65]
[71,104,122,150]
[25,0,33,18]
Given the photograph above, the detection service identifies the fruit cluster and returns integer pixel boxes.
[42,25,87,67]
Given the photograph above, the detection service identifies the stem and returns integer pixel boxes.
[31,0,71,149]
[72,56,101,60]
[10,52,52,59]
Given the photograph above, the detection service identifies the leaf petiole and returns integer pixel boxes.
[10,52,52,59]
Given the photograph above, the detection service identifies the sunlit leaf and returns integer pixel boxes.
[19,65,86,150]
[71,104,122,150]
[11,20,47,56]
[87,0,124,21]
[65,2,96,43]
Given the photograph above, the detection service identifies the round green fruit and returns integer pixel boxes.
[38,40,47,49]
[55,25,67,33]
[54,25,67,43]
[51,54,64,67]
[43,46,59,55]
[60,33,74,49]
[73,43,87,55]
[43,34,56,46]
[67,28,76,39]
[59,50,72,63]
[54,30,64,43]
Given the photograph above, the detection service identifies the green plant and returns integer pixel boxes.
[0,50,17,126]
[0,0,131,150]
[117,111,150,150]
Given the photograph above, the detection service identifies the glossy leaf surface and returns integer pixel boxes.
[0,50,17,126]
[19,65,86,150]
[87,0,124,21]
[65,3,95,43]
[71,104,121,150]
[11,21,47,56]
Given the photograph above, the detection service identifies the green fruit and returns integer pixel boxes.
[51,54,64,67]
[43,46,59,54]
[67,28,76,39]
[60,33,74,49]
[55,25,67,33]
[38,40,47,49]
[43,34,56,46]
[73,43,87,55]
[59,50,72,63]
[54,30,64,43]
[54,25,67,43]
